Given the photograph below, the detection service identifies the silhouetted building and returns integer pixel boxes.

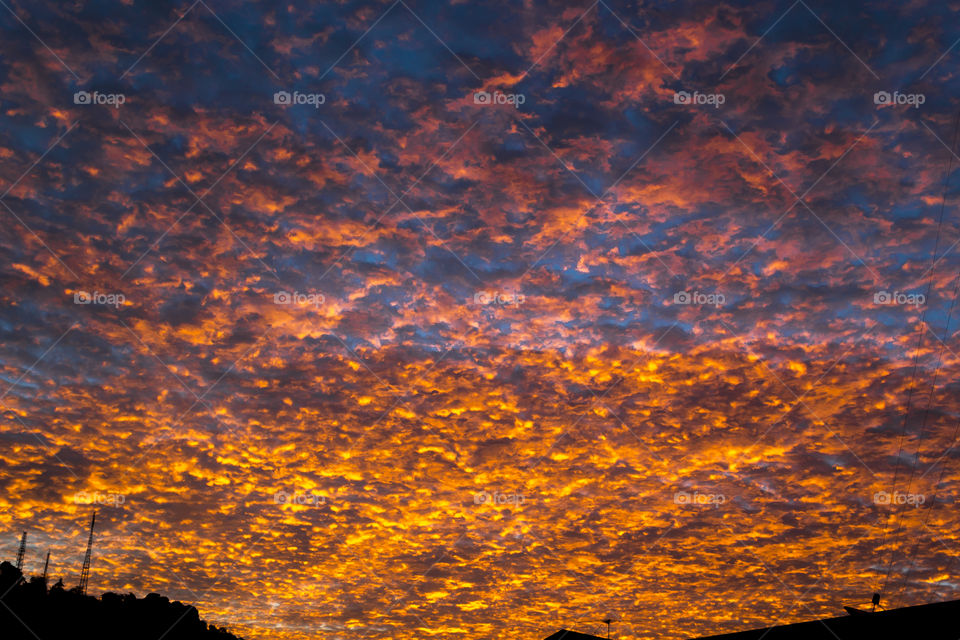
[543,599,960,640]
[0,561,242,640]
[693,599,960,639]
[543,631,607,640]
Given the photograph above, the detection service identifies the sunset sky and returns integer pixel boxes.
[2,0,960,638]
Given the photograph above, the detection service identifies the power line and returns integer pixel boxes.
[895,270,960,607]
[880,109,960,601]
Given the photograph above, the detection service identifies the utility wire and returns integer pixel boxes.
[891,111,960,605]
[879,110,960,600]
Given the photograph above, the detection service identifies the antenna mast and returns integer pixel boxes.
[42,551,50,583]
[15,531,26,571]
[77,511,95,595]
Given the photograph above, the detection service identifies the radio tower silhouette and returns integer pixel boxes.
[15,531,26,571]
[78,511,95,596]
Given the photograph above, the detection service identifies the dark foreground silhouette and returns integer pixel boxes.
[694,598,960,639]
[0,561,242,640]
[546,598,960,639]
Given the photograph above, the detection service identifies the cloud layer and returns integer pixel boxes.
[2,0,960,638]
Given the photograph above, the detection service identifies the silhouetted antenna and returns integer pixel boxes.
[77,511,95,596]
[602,618,612,639]
[844,592,886,616]
[15,531,26,571]
[42,551,50,583]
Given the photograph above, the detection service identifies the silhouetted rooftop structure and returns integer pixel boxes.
[692,598,960,639]
[0,561,242,640]
[543,631,607,640]
[543,599,960,640]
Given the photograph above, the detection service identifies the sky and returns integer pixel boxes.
[2,0,960,638]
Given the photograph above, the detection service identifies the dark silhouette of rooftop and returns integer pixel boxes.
[692,598,960,639]
[0,561,243,640]
[543,598,960,640]
[543,631,607,640]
